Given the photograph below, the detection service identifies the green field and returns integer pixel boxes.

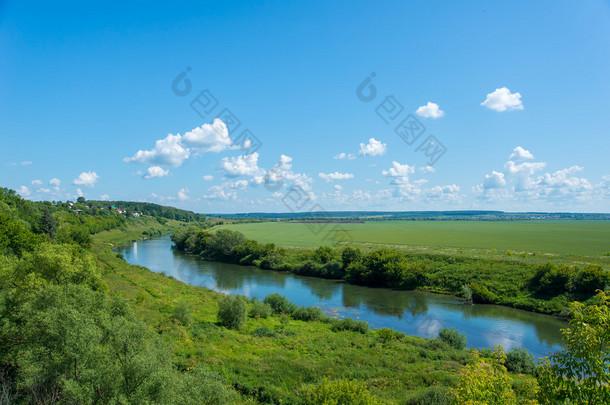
[219,220,610,256]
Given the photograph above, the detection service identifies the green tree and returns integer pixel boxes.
[537,290,610,404]
[217,295,247,329]
[301,377,380,405]
[39,208,56,239]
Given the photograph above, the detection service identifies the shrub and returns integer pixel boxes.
[173,302,191,326]
[438,327,467,350]
[249,300,272,319]
[376,327,404,343]
[341,246,363,270]
[251,327,276,338]
[263,293,297,315]
[405,386,452,405]
[571,264,609,297]
[291,306,323,322]
[470,282,498,304]
[217,295,247,329]
[301,378,378,405]
[330,318,369,334]
[505,347,537,374]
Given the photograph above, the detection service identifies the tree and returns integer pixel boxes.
[39,208,56,239]
[206,230,246,258]
[537,291,610,404]
[217,295,247,329]
[76,196,86,204]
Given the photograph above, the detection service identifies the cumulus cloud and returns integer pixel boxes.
[203,185,237,200]
[221,153,263,177]
[100,194,110,201]
[419,166,436,173]
[382,161,415,180]
[76,188,84,197]
[359,138,387,157]
[483,171,506,189]
[49,178,61,187]
[481,87,523,112]
[144,166,170,179]
[202,175,214,181]
[416,102,445,119]
[177,188,190,201]
[17,186,30,197]
[334,152,356,160]
[318,172,354,182]
[8,161,32,166]
[31,179,42,186]
[124,119,235,169]
[181,118,232,153]
[73,171,99,187]
[509,146,534,161]
[124,133,189,167]
[426,184,462,203]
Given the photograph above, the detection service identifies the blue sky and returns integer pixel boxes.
[1,0,609,213]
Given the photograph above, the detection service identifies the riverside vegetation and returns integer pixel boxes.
[1,187,609,404]
[171,227,608,315]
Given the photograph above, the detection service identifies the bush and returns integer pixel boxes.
[571,265,609,296]
[173,302,192,326]
[505,347,537,374]
[291,306,323,322]
[469,282,498,304]
[405,386,452,405]
[376,327,404,343]
[438,327,467,350]
[217,295,247,329]
[330,318,369,334]
[249,300,272,319]
[251,327,276,337]
[263,293,297,315]
[301,378,378,405]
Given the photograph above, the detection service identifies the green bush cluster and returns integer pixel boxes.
[504,347,537,375]
[438,327,467,350]
[217,295,247,329]
[249,299,272,319]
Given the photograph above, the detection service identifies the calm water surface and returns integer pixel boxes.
[119,235,567,358]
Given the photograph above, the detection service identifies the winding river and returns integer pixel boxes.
[118,235,567,359]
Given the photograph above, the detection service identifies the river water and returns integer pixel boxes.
[118,235,567,358]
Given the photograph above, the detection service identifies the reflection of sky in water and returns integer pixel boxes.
[119,235,566,359]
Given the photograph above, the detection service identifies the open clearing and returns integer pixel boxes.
[219,220,610,256]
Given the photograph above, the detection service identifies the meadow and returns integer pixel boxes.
[219,220,610,257]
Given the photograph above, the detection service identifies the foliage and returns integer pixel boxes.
[537,291,610,404]
[263,293,297,315]
[301,377,379,405]
[505,347,537,375]
[251,327,276,338]
[405,386,452,405]
[217,295,247,329]
[249,299,272,319]
[330,318,369,334]
[173,302,192,326]
[291,305,323,322]
[438,327,467,350]
[451,346,537,405]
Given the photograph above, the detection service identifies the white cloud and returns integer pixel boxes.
[8,161,32,166]
[100,194,110,201]
[76,188,84,197]
[318,172,354,182]
[334,152,356,160]
[359,138,387,157]
[483,171,506,189]
[481,87,523,112]
[382,161,415,179]
[31,179,42,186]
[416,102,445,119]
[509,146,534,161]
[72,171,99,187]
[181,118,232,153]
[39,188,51,193]
[203,185,237,200]
[124,133,190,167]
[202,175,214,181]
[144,166,170,179]
[49,178,61,187]
[17,186,30,197]
[177,188,190,201]
[419,166,436,173]
[221,153,262,177]
[426,184,462,203]
[334,185,343,191]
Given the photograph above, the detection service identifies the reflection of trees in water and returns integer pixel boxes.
[298,277,340,300]
[459,302,566,347]
[171,250,288,291]
[341,285,429,319]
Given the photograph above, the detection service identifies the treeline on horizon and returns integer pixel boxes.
[172,226,609,315]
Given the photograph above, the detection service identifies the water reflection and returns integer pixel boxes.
[118,235,567,359]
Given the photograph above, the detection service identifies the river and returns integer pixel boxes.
[118,235,567,359]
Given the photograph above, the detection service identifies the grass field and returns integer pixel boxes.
[219,220,610,257]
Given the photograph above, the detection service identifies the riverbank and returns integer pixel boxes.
[93,224,538,403]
